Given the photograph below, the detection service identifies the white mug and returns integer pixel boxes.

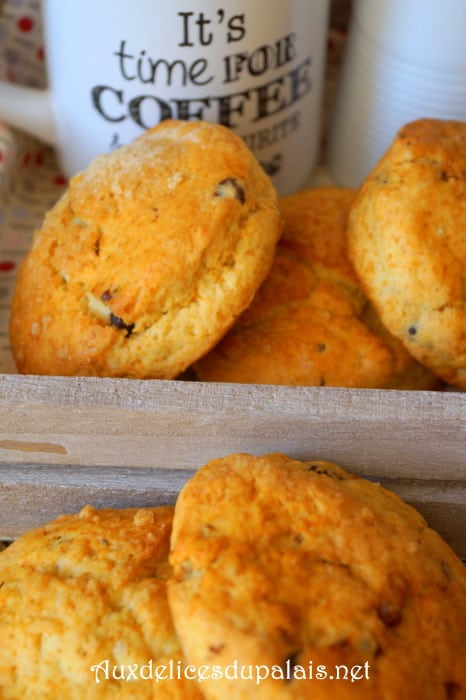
[327,0,466,187]
[0,0,330,195]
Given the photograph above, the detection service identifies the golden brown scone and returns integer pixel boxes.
[194,187,437,388]
[168,452,466,700]
[9,119,281,378]
[0,505,203,699]
[347,118,466,388]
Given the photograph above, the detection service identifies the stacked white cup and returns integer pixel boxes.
[327,0,466,187]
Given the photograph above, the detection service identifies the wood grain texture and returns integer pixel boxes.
[0,375,465,556]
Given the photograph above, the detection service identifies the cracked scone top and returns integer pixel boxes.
[9,119,281,377]
[0,505,203,699]
[347,118,466,388]
[168,452,466,700]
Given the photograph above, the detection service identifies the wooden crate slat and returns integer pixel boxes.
[0,375,465,557]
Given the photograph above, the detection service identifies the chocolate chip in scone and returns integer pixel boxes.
[444,680,462,699]
[283,649,302,681]
[307,464,346,480]
[215,178,246,204]
[374,171,391,185]
[377,602,402,627]
[110,313,135,337]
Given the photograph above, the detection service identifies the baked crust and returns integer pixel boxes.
[0,505,202,699]
[195,187,436,388]
[169,452,466,699]
[10,120,281,378]
[348,118,466,388]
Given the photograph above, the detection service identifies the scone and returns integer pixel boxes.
[0,505,203,699]
[347,118,466,388]
[9,119,281,378]
[194,187,437,388]
[168,452,466,700]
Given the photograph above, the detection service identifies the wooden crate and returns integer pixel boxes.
[0,374,464,559]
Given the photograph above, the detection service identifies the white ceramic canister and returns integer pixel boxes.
[0,0,330,195]
[327,0,466,187]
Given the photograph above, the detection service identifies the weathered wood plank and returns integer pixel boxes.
[0,375,464,556]
[0,375,465,475]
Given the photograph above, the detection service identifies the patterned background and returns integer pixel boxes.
[0,0,68,372]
